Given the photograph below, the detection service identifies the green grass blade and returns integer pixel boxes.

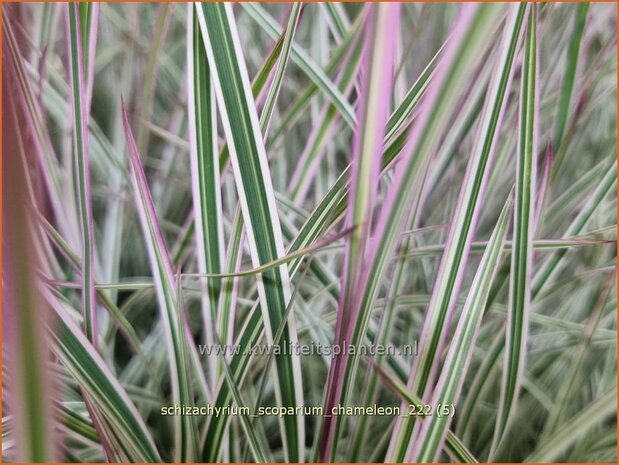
[411,194,512,462]
[242,2,356,128]
[78,2,98,110]
[216,208,244,349]
[288,34,364,202]
[259,3,303,138]
[320,2,350,41]
[493,7,538,453]
[268,11,365,146]
[67,3,97,345]
[187,5,225,387]
[194,4,304,460]
[553,3,589,152]
[184,227,351,280]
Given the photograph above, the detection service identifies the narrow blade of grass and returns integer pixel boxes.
[268,11,365,146]
[67,2,97,346]
[259,3,303,138]
[552,3,589,152]
[184,227,352,280]
[122,103,199,462]
[187,5,225,387]
[493,6,538,453]
[194,4,304,460]
[411,194,512,462]
[320,2,350,41]
[78,2,98,110]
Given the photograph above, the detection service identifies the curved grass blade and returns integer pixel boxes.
[259,2,303,138]
[411,194,512,462]
[218,6,318,174]
[67,3,97,345]
[184,226,352,280]
[194,4,304,460]
[122,103,199,462]
[492,7,538,453]
[46,292,161,462]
